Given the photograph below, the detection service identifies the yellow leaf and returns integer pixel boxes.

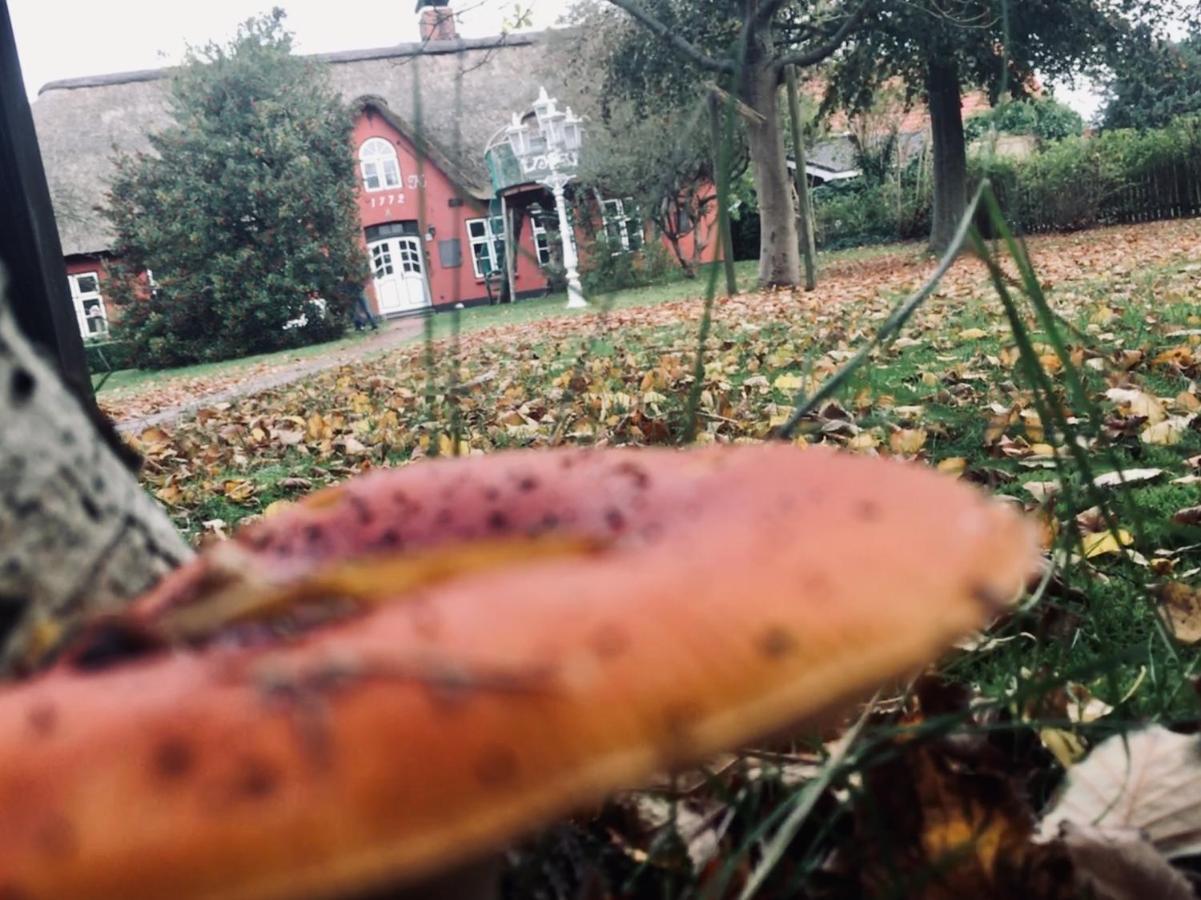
[889,428,927,455]
[847,432,879,452]
[1021,410,1044,443]
[959,328,988,341]
[983,407,1013,445]
[936,457,968,476]
[263,499,293,519]
[1040,728,1089,768]
[1038,353,1062,374]
[1081,529,1133,559]
[1141,417,1191,446]
[223,480,256,503]
[772,373,803,392]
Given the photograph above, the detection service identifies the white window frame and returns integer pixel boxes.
[530,217,551,266]
[465,216,506,279]
[359,138,402,192]
[601,197,644,254]
[68,271,108,338]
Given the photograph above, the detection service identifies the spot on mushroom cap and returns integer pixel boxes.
[0,445,1038,900]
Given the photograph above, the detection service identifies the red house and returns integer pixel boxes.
[30,7,719,340]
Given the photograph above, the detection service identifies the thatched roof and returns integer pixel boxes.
[31,32,572,256]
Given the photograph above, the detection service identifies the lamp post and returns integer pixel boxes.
[505,87,587,309]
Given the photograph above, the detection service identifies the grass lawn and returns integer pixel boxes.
[124,219,1201,896]
[96,244,915,400]
[92,325,399,395]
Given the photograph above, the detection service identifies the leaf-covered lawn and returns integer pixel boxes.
[124,217,1201,896]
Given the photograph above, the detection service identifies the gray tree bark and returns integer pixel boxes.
[926,57,969,254]
[0,288,191,673]
[744,58,803,286]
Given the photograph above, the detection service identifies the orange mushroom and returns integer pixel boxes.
[0,445,1037,900]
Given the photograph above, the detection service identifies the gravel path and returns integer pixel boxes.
[111,318,426,434]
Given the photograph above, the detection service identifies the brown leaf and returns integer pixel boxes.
[1173,506,1201,527]
[1156,582,1201,644]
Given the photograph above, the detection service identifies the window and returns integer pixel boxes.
[528,208,576,266]
[68,272,107,338]
[530,217,551,266]
[359,138,401,192]
[601,197,643,253]
[466,216,506,278]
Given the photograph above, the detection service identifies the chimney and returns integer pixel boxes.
[416,0,458,42]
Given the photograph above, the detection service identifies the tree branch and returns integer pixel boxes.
[774,1,870,69]
[606,0,736,74]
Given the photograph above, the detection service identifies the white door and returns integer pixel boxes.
[369,236,429,314]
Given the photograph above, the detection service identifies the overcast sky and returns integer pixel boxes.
[12,0,1114,117]
[10,0,571,98]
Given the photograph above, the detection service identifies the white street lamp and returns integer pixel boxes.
[505,87,587,309]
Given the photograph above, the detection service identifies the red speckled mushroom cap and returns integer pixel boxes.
[0,445,1037,900]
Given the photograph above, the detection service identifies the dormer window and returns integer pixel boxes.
[359,138,401,191]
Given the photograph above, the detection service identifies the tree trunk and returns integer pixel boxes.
[925,58,968,254]
[743,62,801,287]
[0,293,191,673]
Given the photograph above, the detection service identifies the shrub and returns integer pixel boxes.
[982,118,1201,233]
[812,158,931,250]
[964,97,1084,144]
[811,118,1201,250]
[103,11,367,369]
[579,230,677,295]
[83,339,135,373]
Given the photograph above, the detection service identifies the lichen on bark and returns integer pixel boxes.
[0,292,191,674]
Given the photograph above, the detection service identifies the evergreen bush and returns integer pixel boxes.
[103,10,368,368]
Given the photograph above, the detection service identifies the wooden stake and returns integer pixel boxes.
[785,65,817,291]
[708,92,738,297]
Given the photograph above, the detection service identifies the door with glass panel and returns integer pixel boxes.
[368,236,430,314]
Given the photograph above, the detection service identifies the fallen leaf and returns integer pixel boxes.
[1093,468,1163,489]
[936,457,967,476]
[1039,726,1201,859]
[1105,388,1167,425]
[1023,481,1061,503]
[1081,530,1134,559]
[1040,728,1089,768]
[1141,417,1192,446]
[889,428,928,455]
[1156,582,1201,644]
[771,373,803,392]
[1173,506,1201,527]
[1055,822,1194,900]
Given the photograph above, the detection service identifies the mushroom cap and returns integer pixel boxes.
[0,445,1037,900]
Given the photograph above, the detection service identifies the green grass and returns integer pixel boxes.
[93,323,405,395]
[98,245,913,400]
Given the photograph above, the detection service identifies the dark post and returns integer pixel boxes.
[0,0,94,404]
[785,65,817,291]
[707,92,738,297]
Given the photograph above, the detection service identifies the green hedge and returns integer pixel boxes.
[981,119,1201,233]
[84,339,135,373]
[812,164,930,250]
[812,118,1201,248]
